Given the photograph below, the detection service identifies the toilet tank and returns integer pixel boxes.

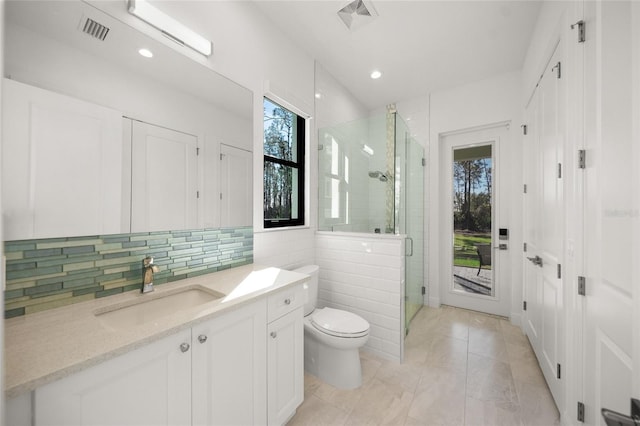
[293,264,319,316]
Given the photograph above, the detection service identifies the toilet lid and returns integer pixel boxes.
[310,307,370,338]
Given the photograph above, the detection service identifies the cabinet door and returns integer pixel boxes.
[2,78,124,239]
[130,120,198,232]
[192,300,267,426]
[220,143,252,227]
[267,307,304,426]
[35,330,192,426]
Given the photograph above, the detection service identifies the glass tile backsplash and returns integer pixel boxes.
[4,227,253,318]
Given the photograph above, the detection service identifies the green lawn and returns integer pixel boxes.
[453,232,491,269]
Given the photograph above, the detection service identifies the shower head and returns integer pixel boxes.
[368,170,389,182]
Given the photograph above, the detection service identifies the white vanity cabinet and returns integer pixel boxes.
[267,285,305,426]
[33,299,267,426]
[191,299,267,426]
[35,329,193,426]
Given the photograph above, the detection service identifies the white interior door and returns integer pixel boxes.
[130,120,198,232]
[220,144,252,227]
[523,90,542,349]
[2,79,124,239]
[522,40,565,411]
[440,124,509,317]
[582,1,640,423]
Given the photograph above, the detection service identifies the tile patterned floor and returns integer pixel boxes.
[287,305,560,426]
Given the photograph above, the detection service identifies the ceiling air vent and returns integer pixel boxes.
[338,0,378,31]
[80,16,110,41]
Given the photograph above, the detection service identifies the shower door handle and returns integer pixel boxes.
[406,237,414,256]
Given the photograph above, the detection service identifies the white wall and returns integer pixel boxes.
[522,1,573,99]
[428,71,523,323]
[314,62,368,131]
[315,232,405,362]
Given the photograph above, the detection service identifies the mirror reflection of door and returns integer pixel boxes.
[130,120,198,232]
[452,145,493,297]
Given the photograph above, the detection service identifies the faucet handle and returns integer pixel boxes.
[143,256,154,267]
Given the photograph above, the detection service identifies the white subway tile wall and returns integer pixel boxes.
[315,232,405,362]
[254,228,315,269]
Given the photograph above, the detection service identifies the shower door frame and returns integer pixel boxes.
[394,116,425,334]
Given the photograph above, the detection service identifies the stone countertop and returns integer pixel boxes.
[4,264,309,398]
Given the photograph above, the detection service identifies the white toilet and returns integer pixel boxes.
[293,265,370,389]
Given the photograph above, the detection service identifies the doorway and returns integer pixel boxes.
[440,124,510,317]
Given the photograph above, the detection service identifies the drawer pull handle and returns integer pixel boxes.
[284,298,291,305]
[270,331,277,339]
[180,343,190,353]
[198,335,207,344]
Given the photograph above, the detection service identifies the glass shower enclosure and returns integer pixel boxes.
[318,110,425,333]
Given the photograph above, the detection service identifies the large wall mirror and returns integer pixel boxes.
[2,1,253,241]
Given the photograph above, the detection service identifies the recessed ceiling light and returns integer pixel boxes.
[370,70,382,79]
[315,92,322,99]
[138,48,153,58]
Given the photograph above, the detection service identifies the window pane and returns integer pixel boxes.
[264,162,299,221]
[264,98,298,162]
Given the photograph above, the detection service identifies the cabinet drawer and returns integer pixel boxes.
[267,284,305,322]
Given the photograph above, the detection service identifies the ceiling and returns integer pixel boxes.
[254,0,542,110]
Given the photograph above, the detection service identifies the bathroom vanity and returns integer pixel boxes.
[5,264,306,426]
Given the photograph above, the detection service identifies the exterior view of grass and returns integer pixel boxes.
[453,232,491,269]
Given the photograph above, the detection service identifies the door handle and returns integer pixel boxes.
[406,237,414,257]
[526,256,543,267]
[601,398,640,426]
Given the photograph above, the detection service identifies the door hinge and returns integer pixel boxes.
[578,150,586,169]
[219,192,222,200]
[196,191,200,199]
[523,184,527,194]
[577,401,585,422]
[523,242,527,252]
[578,276,586,295]
[422,158,426,166]
[557,363,562,379]
[521,124,528,135]
[557,264,562,279]
[571,20,586,43]
[552,61,562,79]
[523,301,527,311]
[558,163,562,178]
[421,286,426,295]
[196,147,200,156]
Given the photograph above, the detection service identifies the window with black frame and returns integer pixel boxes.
[263,97,305,228]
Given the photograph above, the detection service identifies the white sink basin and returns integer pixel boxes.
[95,286,224,329]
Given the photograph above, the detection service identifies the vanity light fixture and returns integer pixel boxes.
[370,70,382,79]
[127,0,212,57]
[138,48,153,58]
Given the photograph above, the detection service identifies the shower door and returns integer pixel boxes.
[396,122,424,334]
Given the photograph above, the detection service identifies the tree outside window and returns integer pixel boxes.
[263,98,305,228]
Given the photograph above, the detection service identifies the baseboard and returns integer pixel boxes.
[428,296,440,308]
[510,311,522,327]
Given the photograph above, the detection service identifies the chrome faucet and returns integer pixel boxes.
[141,256,159,293]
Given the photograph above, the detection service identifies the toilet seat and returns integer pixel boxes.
[310,307,369,338]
